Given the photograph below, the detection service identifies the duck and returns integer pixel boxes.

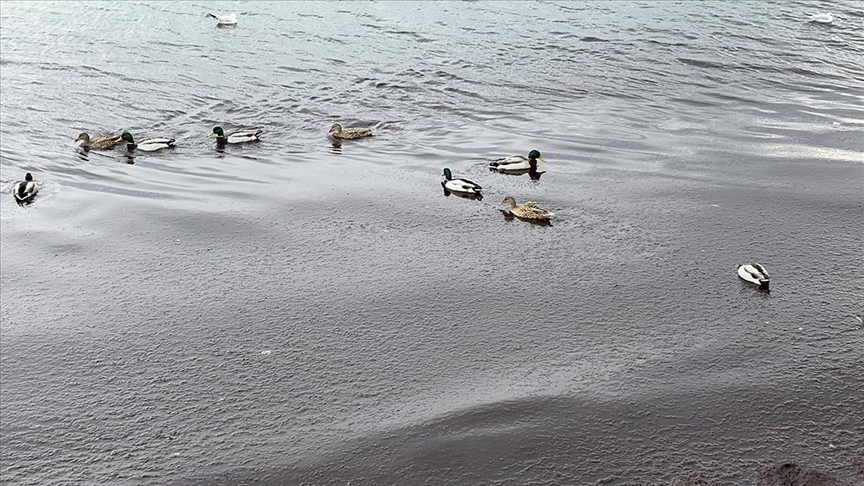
[12,173,38,204]
[328,123,373,140]
[501,196,554,221]
[208,126,262,145]
[737,263,770,292]
[121,131,175,152]
[442,168,482,194]
[74,132,123,150]
[810,13,834,24]
[207,12,238,26]
[489,150,546,172]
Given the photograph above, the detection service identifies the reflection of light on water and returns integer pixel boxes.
[763,144,864,164]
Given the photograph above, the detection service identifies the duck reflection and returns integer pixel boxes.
[442,186,483,201]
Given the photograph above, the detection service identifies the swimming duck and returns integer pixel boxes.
[810,13,834,24]
[442,168,482,194]
[208,126,262,145]
[737,263,770,292]
[121,131,175,152]
[328,123,373,140]
[207,12,238,26]
[12,173,38,204]
[489,150,546,172]
[501,196,554,221]
[74,132,123,150]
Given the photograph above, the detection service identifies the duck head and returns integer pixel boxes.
[528,150,546,163]
[328,123,343,136]
[74,133,90,146]
[442,168,453,181]
[501,196,517,207]
[120,131,136,151]
[208,126,225,138]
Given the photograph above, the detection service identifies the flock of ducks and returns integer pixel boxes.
[13,123,557,222]
[11,8,791,290]
[11,127,773,291]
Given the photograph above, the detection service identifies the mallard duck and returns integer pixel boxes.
[12,173,38,204]
[489,150,546,172]
[501,196,553,221]
[207,12,237,26]
[121,131,175,152]
[74,132,123,150]
[442,168,482,194]
[328,123,372,140]
[738,263,770,292]
[208,126,262,145]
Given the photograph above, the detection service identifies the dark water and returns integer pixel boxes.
[1,1,863,484]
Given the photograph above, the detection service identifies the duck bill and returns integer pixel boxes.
[538,156,547,163]
[207,131,215,137]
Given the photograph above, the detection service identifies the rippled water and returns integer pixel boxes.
[1,1,863,485]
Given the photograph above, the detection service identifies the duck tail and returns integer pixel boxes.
[168,139,176,146]
[255,130,263,137]
[207,13,218,19]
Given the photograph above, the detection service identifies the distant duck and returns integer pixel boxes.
[121,131,175,152]
[810,12,834,24]
[74,132,123,150]
[489,150,546,172]
[208,126,262,146]
[442,168,482,194]
[738,263,770,292]
[207,12,237,26]
[12,173,38,205]
[501,196,554,221]
[328,123,373,140]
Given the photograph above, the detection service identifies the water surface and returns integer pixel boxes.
[1,1,862,484]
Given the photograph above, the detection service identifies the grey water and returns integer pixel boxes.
[1,1,863,484]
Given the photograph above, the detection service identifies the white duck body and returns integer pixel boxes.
[208,13,238,26]
[443,178,482,194]
[13,173,38,204]
[225,130,262,144]
[738,263,770,291]
[136,138,176,152]
[489,155,534,171]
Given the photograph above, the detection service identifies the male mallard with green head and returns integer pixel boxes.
[208,126,262,146]
[121,131,176,152]
[501,196,554,221]
[328,123,372,140]
[75,132,123,150]
[442,168,482,194]
[489,150,547,172]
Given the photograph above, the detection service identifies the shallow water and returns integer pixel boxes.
[1,1,863,484]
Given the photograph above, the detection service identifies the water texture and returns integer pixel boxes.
[1,1,862,484]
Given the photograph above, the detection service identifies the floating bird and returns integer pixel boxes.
[74,132,123,150]
[12,173,38,205]
[489,150,547,172]
[207,12,238,26]
[810,13,834,24]
[208,126,262,146]
[738,263,770,292]
[442,168,482,195]
[121,131,176,152]
[328,123,373,140]
[501,196,554,221]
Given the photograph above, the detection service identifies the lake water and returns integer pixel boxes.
[1,1,862,484]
